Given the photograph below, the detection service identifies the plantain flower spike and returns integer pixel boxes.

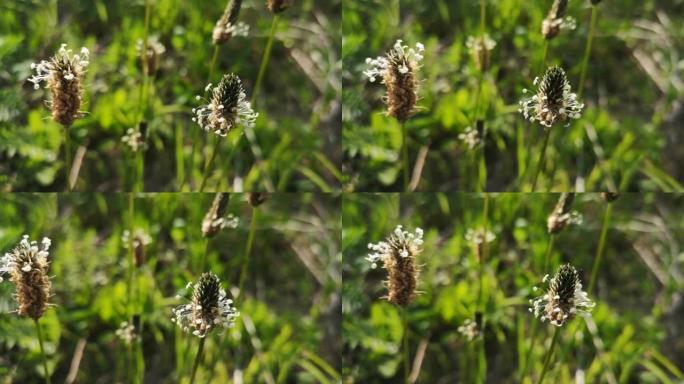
[367,225,423,307]
[364,40,425,123]
[542,0,576,40]
[519,66,584,128]
[267,0,292,13]
[0,235,53,320]
[192,73,258,137]
[213,0,249,45]
[529,264,594,326]
[29,44,89,127]
[202,193,239,238]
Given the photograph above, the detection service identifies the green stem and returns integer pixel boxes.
[542,235,555,274]
[189,337,206,384]
[251,15,279,107]
[538,40,549,74]
[401,122,409,191]
[530,128,551,192]
[236,207,258,304]
[477,194,489,308]
[134,0,151,192]
[402,307,409,383]
[537,327,560,384]
[64,125,72,191]
[208,45,220,82]
[578,6,598,97]
[199,238,210,274]
[199,137,221,192]
[588,202,612,294]
[35,319,51,384]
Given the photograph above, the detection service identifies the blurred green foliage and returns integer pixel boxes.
[0,192,341,383]
[343,193,684,382]
[0,0,341,192]
[342,0,684,191]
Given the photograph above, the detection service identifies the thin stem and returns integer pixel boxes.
[538,40,549,74]
[578,6,598,97]
[537,327,560,384]
[134,0,151,192]
[401,122,409,191]
[199,137,221,192]
[64,125,72,191]
[588,202,612,294]
[35,319,51,384]
[199,238,210,274]
[208,45,220,83]
[251,15,279,107]
[477,194,489,309]
[236,207,258,304]
[402,307,409,384]
[542,235,555,274]
[126,193,136,380]
[530,128,551,192]
[189,337,206,384]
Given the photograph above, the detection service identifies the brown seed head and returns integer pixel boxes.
[246,192,269,207]
[202,193,230,238]
[213,0,244,45]
[267,0,292,13]
[542,0,569,39]
[601,192,619,202]
[547,193,575,234]
[0,236,52,320]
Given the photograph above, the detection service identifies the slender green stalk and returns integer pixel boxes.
[588,203,612,294]
[125,193,136,381]
[578,6,598,97]
[538,40,549,74]
[35,319,51,384]
[176,123,185,189]
[64,125,72,191]
[402,307,409,383]
[208,45,220,82]
[542,235,555,274]
[199,137,221,192]
[189,337,206,384]
[537,327,560,384]
[477,194,489,308]
[251,15,279,107]
[530,128,551,192]
[199,238,210,274]
[236,207,258,305]
[401,122,409,191]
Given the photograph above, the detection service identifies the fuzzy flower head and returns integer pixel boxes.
[519,66,584,128]
[367,225,423,307]
[136,36,166,75]
[364,40,424,122]
[122,228,152,267]
[121,127,147,152]
[547,193,582,234]
[116,321,138,345]
[28,44,89,127]
[458,318,481,342]
[192,73,258,137]
[466,34,496,71]
[465,228,495,245]
[459,126,481,149]
[529,264,594,326]
[0,235,52,319]
[267,0,292,13]
[246,192,269,207]
[171,272,239,338]
[542,0,576,39]
[213,0,249,44]
[202,193,239,238]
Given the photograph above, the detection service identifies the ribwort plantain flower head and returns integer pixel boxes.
[529,264,594,326]
[547,193,582,234]
[0,235,52,319]
[367,225,423,307]
[136,36,166,75]
[267,0,292,13]
[115,321,138,345]
[542,0,576,39]
[121,128,147,152]
[459,126,481,149]
[246,192,269,207]
[458,318,481,342]
[364,40,424,123]
[519,66,584,128]
[213,0,249,45]
[202,193,239,238]
[172,272,239,338]
[466,34,496,71]
[192,73,258,137]
[28,44,89,127]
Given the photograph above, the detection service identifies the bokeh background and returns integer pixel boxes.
[0,0,341,192]
[343,193,684,382]
[0,193,341,383]
[342,0,684,192]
